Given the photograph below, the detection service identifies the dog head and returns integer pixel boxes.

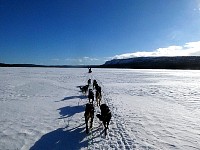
[96,114,103,121]
[100,104,108,110]
[95,84,101,92]
[93,80,97,84]
[100,104,111,117]
[85,104,94,118]
[86,103,93,107]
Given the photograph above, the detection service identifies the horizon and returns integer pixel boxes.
[1,55,200,67]
[1,0,200,65]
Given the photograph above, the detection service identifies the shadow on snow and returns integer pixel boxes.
[57,105,85,119]
[62,95,87,101]
[31,102,87,149]
[30,88,90,150]
[55,95,87,102]
[30,124,87,150]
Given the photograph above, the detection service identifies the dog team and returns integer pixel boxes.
[80,79,112,136]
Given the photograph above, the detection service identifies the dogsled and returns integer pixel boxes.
[88,67,92,73]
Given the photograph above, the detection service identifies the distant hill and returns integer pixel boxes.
[2,56,200,69]
[0,63,45,67]
[102,56,200,69]
[0,63,100,68]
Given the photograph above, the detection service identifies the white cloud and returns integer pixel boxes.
[64,57,100,65]
[83,57,99,61]
[83,57,90,59]
[113,41,200,59]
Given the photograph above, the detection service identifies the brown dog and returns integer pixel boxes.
[96,90,101,107]
[84,103,94,134]
[95,84,101,94]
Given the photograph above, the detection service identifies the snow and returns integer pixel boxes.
[0,67,200,150]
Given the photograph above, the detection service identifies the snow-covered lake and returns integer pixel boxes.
[0,67,200,150]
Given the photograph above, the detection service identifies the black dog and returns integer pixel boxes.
[79,85,89,94]
[96,104,111,136]
[95,84,102,106]
[84,103,94,134]
[93,79,97,89]
[88,89,94,104]
[88,79,91,86]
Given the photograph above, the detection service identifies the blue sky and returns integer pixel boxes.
[1,0,200,65]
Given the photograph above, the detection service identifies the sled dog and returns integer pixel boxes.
[96,104,112,136]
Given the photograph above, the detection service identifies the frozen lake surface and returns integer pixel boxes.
[0,67,200,149]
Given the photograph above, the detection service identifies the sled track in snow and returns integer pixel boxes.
[85,72,137,149]
[105,97,136,149]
